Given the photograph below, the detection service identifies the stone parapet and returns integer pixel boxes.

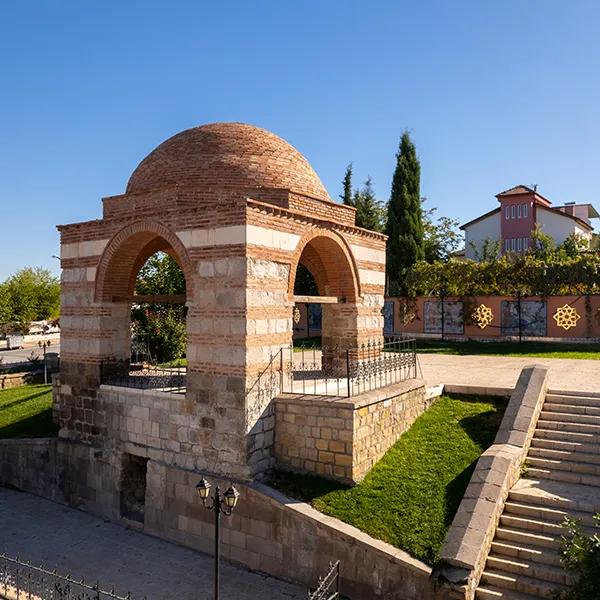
[274,379,431,484]
[433,365,549,599]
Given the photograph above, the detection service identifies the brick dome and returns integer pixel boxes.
[126,122,331,201]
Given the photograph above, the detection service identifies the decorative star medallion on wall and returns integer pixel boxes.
[553,304,581,330]
[472,304,494,329]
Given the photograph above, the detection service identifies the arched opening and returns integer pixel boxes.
[289,231,362,378]
[95,223,192,390]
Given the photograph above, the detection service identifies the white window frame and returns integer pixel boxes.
[517,205,522,218]
[505,206,510,220]
[523,203,528,218]
[511,205,515,219]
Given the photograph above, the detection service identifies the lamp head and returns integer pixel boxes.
[195,478,211,501]
[223,485,240,510]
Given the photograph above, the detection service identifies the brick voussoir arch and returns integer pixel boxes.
[95,220,194,303]
[288,228,361,301]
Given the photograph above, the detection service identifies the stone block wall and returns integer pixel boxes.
[274,379,430,484]
[0,437,438,600]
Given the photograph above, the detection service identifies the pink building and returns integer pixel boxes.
[461,185,598,260]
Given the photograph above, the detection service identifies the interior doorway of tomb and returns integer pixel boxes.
[120,453,148,523]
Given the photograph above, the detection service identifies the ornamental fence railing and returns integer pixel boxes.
[247,337,418,400]
[307,561,340,600]
[100,363,186,394]
[0,553,145,600]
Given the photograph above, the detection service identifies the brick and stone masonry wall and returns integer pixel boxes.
[0,439,438,600]
[274,380,431,484]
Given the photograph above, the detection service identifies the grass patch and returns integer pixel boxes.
[416,338,600,359]
[293,337,322,351]
[0,384,58,438]
[269,394,506,565]
[157,358,187,368]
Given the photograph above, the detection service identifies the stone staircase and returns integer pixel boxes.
[475,391,600,599]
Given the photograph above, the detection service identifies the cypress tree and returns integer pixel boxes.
[386,131,424,295]
[340,163,354,206]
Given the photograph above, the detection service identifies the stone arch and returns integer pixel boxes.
[288,229,361,301]
[95,221,194,303]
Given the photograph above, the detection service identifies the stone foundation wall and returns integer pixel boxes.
[0,438,437,600]
[274,379,431,484]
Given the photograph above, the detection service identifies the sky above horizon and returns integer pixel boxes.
[1,1,599,280]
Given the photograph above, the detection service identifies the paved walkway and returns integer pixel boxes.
[418,353,600,393]
[0,488,304,600]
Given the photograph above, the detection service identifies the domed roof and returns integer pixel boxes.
[126,122,330,201]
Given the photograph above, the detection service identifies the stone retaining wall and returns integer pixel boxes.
[0,438,438,600]
[274,379,431,483]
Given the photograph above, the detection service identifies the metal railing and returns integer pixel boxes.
[247,337,418,399]
[100,363,186,393]
[0,554,145,600]
[308,561,340,600]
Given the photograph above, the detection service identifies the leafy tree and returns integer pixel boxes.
[294,264,319,295]
[386,131,424,295]
[0,267,60,332]
[131,253,187,364]
[340,163,354,206]
[422,204,461,262]
[354,177,386,232]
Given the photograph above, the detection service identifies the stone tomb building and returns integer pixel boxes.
[55,122,391,487]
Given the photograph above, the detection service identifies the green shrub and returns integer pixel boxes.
[553,514,600,599]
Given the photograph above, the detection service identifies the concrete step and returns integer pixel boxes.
[546,393,600,408]
[509,481,600,514]
[530,438,600,458]
[486,555,572,586]
[536,418,600,435]
[527,466,600,488]
[534,427,598,443]
[540,409,600,426]
[500,514,563,537]
[544,402,600,416]
[490,541,561,567]
[503,501,597,528]
[528,456,600,476]
[529,445,600,466]
[480,569,566,597]
[475,584,546,599]
[495,527,558,550]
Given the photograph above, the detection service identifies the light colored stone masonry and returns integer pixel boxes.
[433,365,549,599]
[274,379,432,484]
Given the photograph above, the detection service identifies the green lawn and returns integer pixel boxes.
[269,394,506,565]
[416,338,600,360]
[0,384,58,438]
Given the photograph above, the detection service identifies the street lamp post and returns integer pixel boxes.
[196,478,240,600]
[38,339,52,384]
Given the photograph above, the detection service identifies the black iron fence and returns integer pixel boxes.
[0,554,145,600]
[308,561,340,600]
[100,363,186,393]
[248,337,418,399]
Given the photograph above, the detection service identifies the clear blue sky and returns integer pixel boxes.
[1,1,599,280]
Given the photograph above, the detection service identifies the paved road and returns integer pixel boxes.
[418,352,600,393]
[0,488,304,600]
[0,343,60,367]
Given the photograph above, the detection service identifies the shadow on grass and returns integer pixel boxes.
[443,460,478,528]
[267,468,348,502]
[0,389,52,412]
[0,408,58,439]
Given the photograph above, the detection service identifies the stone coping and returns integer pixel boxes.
[249,480,432,577]
[99,384,185,399]
[276,378,426,410]
[442,384,513,398]
[433,365,549,599]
